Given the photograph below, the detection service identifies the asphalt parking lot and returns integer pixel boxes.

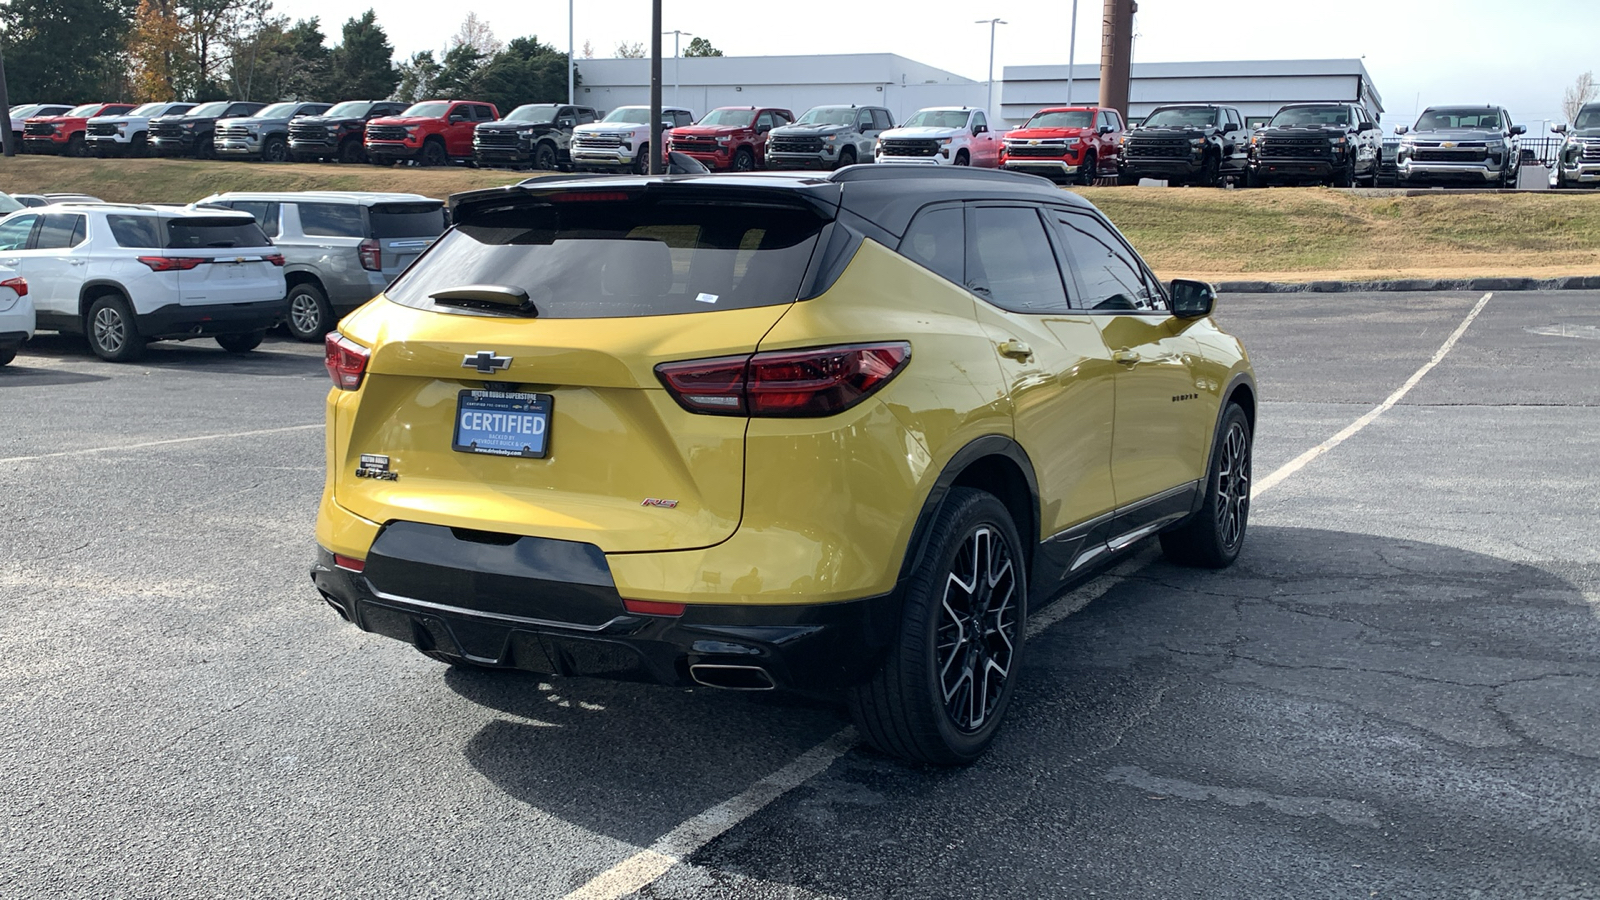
[2,290,1597,899]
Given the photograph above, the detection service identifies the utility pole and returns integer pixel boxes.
[663,30,693,108]
[0,42,14,158]
[1098,0,1135,120]
[975,18,1006,120]
[1066,0,1079,106]
[649,0,663,174]
[567,0,575,105]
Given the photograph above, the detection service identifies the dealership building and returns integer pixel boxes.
[574,55,1383,129]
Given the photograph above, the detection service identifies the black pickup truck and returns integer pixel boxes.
[1248,103,1382,187]
[148,100,266,159]
[1118,104,1249,187]
[473,103,599,170]
[288,100,409,163]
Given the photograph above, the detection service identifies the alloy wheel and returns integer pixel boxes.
[289,292,323,336]
[1215,421,1251,550]
[936,526,1019,733]
[94,307,126,353]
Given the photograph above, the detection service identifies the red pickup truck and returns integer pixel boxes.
[665,107,794,172]
[364,99,499,167]
[999,105,1126,185]
[23,102,135,157]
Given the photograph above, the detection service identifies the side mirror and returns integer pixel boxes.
[1358,121,1376,132]
[1394,125,1409,135]
[1510,125,1526,136]
[973,124,987,135]
[758,124,770,133]
[1553,123,1569,134]
[1221,121,1239,134]
[557,117,574,127]
[1170,279,1216,319]
[1098,125,1113,135]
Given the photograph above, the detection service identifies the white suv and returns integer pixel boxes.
[0,204,288,362]
[86,102,195,157]
[876,107,1001,167]
[0,264,31,367]
[571,106,696,173]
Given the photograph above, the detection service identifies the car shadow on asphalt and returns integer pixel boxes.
[15,333,324,377]
[672,525,1600,898]
[0,363,109,387]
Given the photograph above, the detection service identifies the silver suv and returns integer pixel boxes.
[194,192,446,341]
[766,105,894,170]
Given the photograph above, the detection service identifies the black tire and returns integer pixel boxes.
[732,147,756,171]
[285,281,334,342]
[86,295,145,362]
[130,132,147,157]
[1160,403,1252,568]
[1333,158,1356,188]
[632,144,651,175]
[534,142,558,171]
[339,138,364,164]
[0,344,16,366]
[837,146,857,169]
[848,486,1028,765]
[216,331,264,354]
[1077,150,1097,185]
[420,139,447,167]
[66,134,86,158]
[262,135,289,163]
[196,134,215,159]
[1195,152,1220,187]
[954,149,970,166]
[1247,168,1266,189]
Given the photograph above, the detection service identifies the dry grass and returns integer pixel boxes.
[2,157,1597,282]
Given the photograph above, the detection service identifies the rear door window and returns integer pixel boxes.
[897,206,964,286]
[965,206,1069,313]
[166,217,271,249]
[227,201,280,236]
[35,214,86,249]
[298,203,366,238]
[106,214,161,248]
[386,198,827,319]
[370,203,445,238]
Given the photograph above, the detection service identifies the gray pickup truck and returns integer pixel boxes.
[214,101,332,162]
[766,105,894,170]
[193,191,447,341]
[1394,105,1524,187]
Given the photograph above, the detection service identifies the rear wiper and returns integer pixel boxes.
[430,284,539,317]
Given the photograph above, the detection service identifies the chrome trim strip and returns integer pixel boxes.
[367,586,628,633]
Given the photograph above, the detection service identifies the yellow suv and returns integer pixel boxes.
[311,167,1255,764]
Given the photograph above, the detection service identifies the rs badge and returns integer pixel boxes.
[355,453,399,481]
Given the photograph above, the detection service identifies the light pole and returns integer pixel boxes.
[975,18,1006,121]
[1066,0,1079,106]
[663,29,694,108]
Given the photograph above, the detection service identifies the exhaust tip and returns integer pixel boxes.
[689,663,776,691]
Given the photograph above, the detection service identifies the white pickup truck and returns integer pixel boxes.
[570,106,696,174]
[86,101,196,157]
[875,107,1002,167]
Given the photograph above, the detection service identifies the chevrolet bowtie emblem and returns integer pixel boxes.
[1441,141,1456,148]
[463,350,512,374]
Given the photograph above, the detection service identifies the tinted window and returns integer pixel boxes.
[966,207,1068,314]
[0,214,37,251]
[756,112,774,131]
[578,108,597,124]
[298,203,365,238]
[898,206,964,286]
[35,214,85,250]
[1055,212,1164,312]
[106,214,161,248]
[386,200,826,319]
[166,217,271,249]
[228,201,280,236]
[370,203,445,238]
[972,111,988,132]
[872,109,894,130]
[856,110,874,130]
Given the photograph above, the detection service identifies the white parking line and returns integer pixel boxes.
[1252,291,1492,498]
[570,294,1497,897]
[0,424,322,464]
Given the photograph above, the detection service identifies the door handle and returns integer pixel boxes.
[998,340,1033,361]
[69,259,86,266]
[0,259,18,266]
[1112,348,1141,365]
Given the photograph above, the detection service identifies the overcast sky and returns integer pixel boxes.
[276,0,1595,129]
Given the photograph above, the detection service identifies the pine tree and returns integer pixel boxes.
[329,10,398,100]
[683,37,722,58]
[0,0,137,99]
[475,36,574,112]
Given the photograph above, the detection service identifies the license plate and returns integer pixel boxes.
[452,390,551,458]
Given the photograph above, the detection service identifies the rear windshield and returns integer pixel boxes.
[166,217,270,249]
[386,199,825,319]
[371,203,445,237]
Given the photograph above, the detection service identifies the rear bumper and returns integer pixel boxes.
[135,299,287,340]
[0,329,30,348]
[310,525,899,694]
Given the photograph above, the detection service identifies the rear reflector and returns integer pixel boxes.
[136,256,206,272]
[623,598,687,617]
[0,277,26,297]
[656,342,911,418]
[333,554,366,572]
[324,332,370,390]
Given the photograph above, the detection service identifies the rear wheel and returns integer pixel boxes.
[420,138,447,167]
[285,282,333,342]
[534,142,558,171]
[0,345,16,367]
[87,295,145,362]
[216,331,264,354]
[848,487,1027,765]
[1160,403,1252,568]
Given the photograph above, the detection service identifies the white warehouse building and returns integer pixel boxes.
[571,55,1383,129]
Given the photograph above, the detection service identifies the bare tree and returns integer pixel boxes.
[581,39,594,59]
[451,12,501,57]
[1563,71,1596,124]
[614,41,645,59]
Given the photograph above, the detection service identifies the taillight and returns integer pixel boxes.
[0,276,26,297]
[264,252,285,266]
[358,238,381,271]
[656,342,911,418]
[136,256,206,272]
[324,332,370,390]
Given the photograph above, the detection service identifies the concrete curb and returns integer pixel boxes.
[1216,276,1600,294]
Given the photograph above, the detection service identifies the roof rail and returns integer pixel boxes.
[828,166,1052,187]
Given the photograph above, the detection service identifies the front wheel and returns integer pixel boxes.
[1160,403,1252,568]
[216,331,264,354]
[66,134,86,158]
[732,147,756,171]
[261,136,289,163]
[1196,152,1220,187]
[953,149,970,166]
[848,487,1027,765]
[1077,151,1097,185]
[534,142,558,171]
[420,139,448,167]
[837,146,857,168]
[338,138,364,164]
[632,144,650,175]
[87,295,145,362]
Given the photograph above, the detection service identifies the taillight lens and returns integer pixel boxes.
[656,342,911,418]
[264,253,285,266]
[0,276,27,297]
[358,238,381,271]
[136,256,206,272]
[324,332,370,390]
